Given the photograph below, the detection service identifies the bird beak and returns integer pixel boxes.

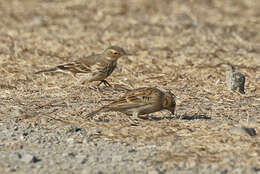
[123,53,130,56]
[124,51,135,56]
[121,53,132,60]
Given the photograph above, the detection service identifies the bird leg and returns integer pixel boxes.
[127,112,140,126]
[97,80,112,87]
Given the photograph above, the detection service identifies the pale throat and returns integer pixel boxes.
[105,56,119,62]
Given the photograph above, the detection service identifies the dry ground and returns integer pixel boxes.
[0,0,260,173]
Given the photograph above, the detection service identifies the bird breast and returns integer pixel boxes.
[118,104,159,116]
[106,61,117,76]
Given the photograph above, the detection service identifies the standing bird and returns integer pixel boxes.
[35,46,126,87]
[224,63,246,94]
[87,87,176,121]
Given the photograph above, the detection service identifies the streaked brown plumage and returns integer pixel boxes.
[223,63,245,94]
[87,87,176,120]
[35,46,126,86]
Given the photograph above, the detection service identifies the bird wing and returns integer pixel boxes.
[57,54,103,74]
[107,88,160,110]
[233,72,245,84]
[35,54,103,74]
[86,88,161,118]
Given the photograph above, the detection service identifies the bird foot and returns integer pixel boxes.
[127,116,140,126]
[129,120,139,126]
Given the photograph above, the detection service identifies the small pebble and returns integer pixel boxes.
[21,154,38,163]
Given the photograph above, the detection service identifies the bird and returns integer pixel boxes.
[86,87,176,121]
[224,63,245,94]
[35,46,127,87]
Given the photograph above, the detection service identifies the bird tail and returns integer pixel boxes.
[35,67,60,74]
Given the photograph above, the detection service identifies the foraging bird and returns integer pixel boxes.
[87,87,176,120]
[35,46,127,87]
[225,63,245,94]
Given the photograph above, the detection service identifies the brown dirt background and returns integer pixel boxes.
[0,0,260,172]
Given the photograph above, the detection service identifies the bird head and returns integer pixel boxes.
[163,89,176,115]
[104,46,126,60]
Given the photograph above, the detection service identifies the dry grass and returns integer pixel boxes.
[0,0,260,168]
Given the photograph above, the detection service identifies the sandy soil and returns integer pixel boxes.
[0,0,260,173]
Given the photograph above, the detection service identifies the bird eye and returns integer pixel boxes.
[113,52,119,55]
